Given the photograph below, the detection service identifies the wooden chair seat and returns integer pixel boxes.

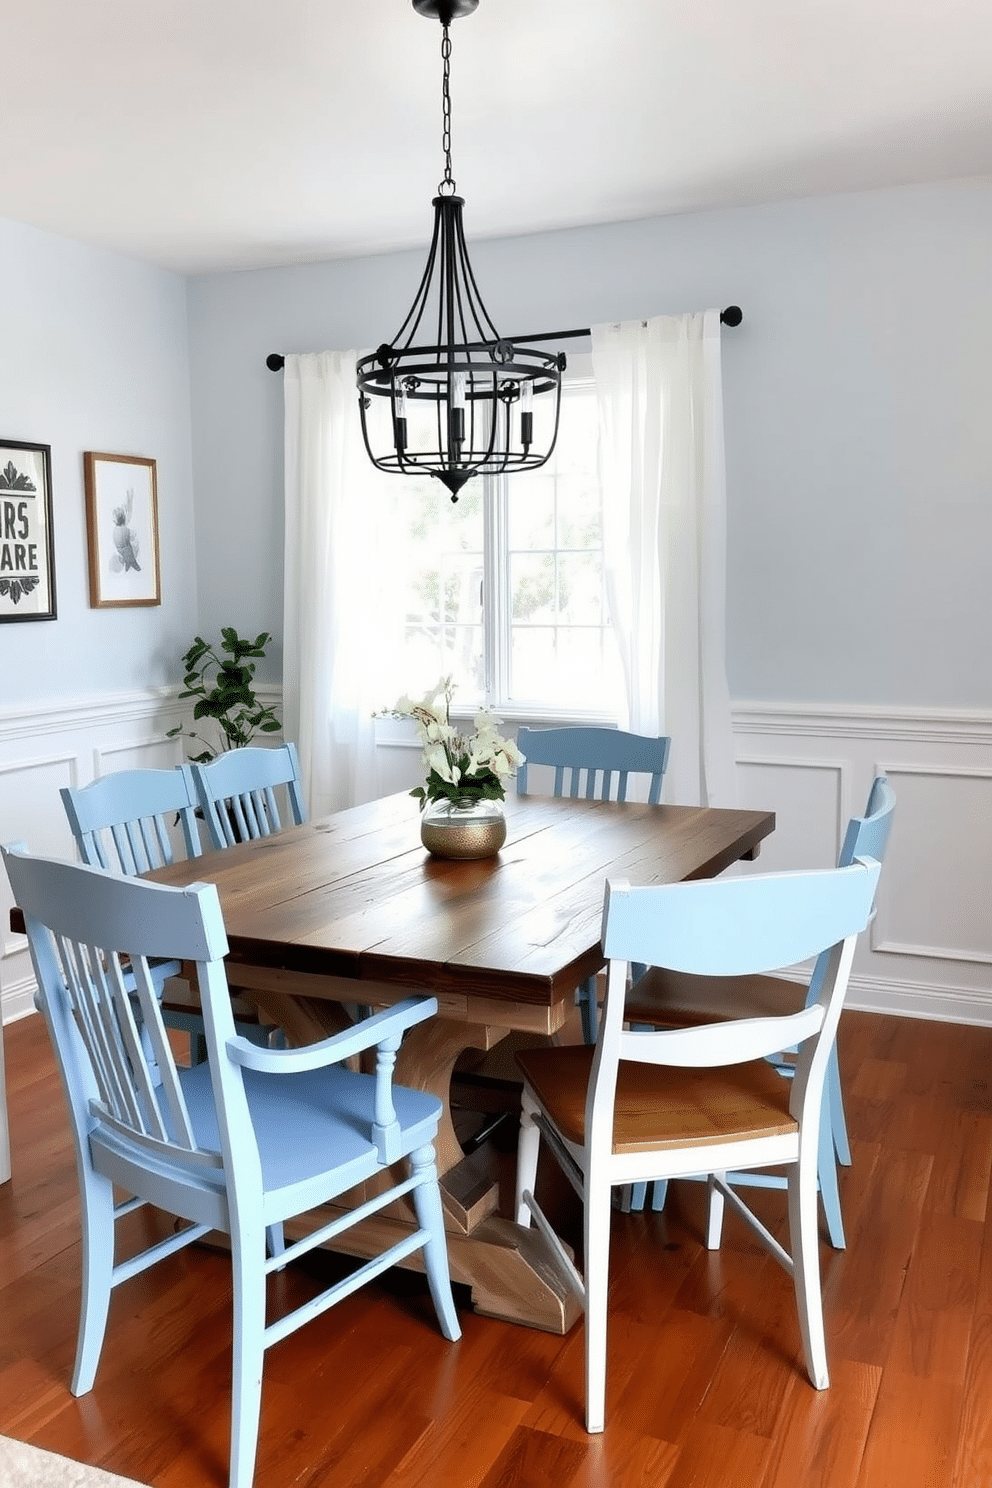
[515,1043,797,1153]
[625,967,807,1028]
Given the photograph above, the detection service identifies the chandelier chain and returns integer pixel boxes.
[439,24,455,193]
[356,0,565,496]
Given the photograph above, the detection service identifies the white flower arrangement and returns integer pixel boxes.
[383,677,525,809]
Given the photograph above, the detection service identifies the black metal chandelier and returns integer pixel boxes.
[356,0,565,501]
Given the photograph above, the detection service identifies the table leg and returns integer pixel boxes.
[257,993,580,1333]
[248,989,354,1050]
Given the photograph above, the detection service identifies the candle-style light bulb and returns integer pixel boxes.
[449,371,466,448]
[520,379,534,451]
[393,380,408,454]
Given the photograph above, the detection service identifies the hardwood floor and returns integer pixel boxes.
[2,1007,992,1487]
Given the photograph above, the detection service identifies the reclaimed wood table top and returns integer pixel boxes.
[10,788,775,1332]
[147,790,775,1010]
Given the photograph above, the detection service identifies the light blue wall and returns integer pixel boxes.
[0,217,197,705]
[4,178,983,710]
[187,176,992,708]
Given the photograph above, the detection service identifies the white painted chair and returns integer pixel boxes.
[3,842,460,1488]
[514,858,880,1433]
[623,775,896,1239]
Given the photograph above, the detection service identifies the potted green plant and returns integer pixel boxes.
[167,627,282,763]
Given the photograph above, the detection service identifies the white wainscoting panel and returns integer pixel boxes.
[735,755,848,873]
[870,764,992,965]
[734,705,992,1024]
[0,688,189,1023]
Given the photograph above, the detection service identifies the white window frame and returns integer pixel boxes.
[462,356,617,724]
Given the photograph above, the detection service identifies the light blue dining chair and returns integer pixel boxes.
[60,768,276,1065]
[186,743,364,1046]
[516,725,670,806]
[2,842,460,1488]
[624,775,896,1244]
[516,726,672,1043]
[514,857,881,1433]
[183,742,307,850]
[60,765,202,875]
[61,767,209,1061]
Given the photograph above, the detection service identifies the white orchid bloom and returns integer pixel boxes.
[393,675,521,803]
[422,676,453,714]
[490,750,514,779]
[425,744,457,784]
[473,708,502,733]
[465,749,485,777]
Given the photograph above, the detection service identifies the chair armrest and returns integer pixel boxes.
[225,996,438,1074]
[228,995,439,1164]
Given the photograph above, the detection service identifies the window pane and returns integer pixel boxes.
[556,552,603,625]
[508,475,555,550]
[503,376,619,709]
[510,626,556,702]
[556,475,601,548]
[381,363,622,716]
[555,628,616,701]
[395,478,485,701]
[509,626,618,708]
[510,552,556,622]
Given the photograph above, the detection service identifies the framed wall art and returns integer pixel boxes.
[84,452,160,608]
[0,439,57,623]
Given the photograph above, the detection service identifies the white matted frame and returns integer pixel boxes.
[84,451,160,608]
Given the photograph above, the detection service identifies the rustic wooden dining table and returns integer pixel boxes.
[148,788,775,1332]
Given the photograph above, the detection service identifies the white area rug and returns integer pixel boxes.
[0,1436,150,1488]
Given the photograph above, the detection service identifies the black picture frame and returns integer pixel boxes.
[0,439,56,623]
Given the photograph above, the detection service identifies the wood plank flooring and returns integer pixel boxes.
[2,1007,992,1487]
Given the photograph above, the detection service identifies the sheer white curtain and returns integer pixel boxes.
[282,352,399,816]
[592,311,736,807]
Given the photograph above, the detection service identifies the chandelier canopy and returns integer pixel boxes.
[356,0,565,500]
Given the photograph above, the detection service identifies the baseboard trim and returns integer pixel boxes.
[1,975,37,1024]
[845,973,992,1026]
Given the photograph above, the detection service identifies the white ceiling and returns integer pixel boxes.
[3,0,991,275]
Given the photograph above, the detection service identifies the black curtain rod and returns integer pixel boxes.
[264,305,743,371]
